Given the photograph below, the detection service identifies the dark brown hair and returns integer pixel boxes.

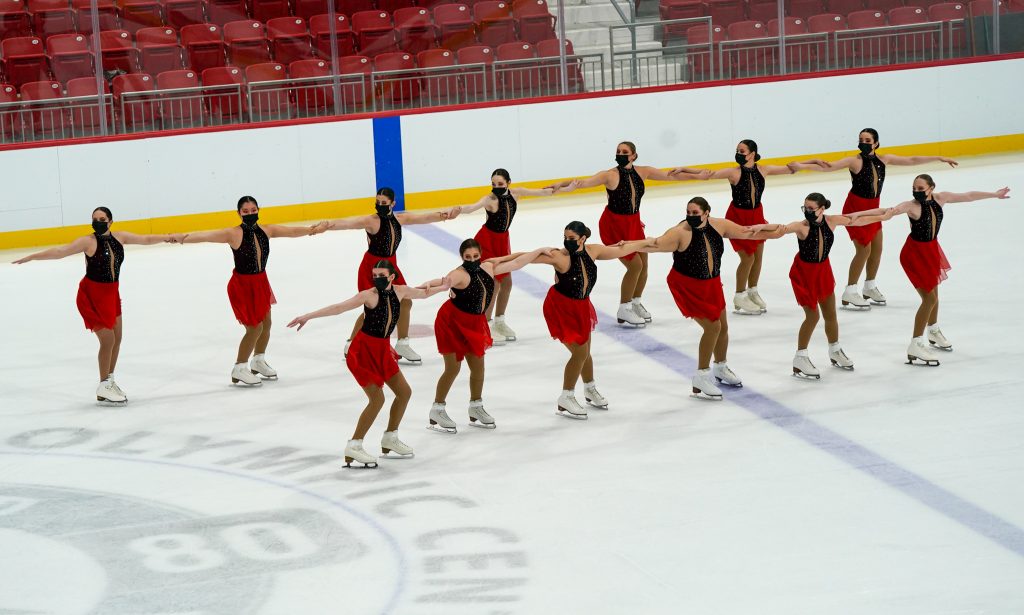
[92,206,114,221]
[915,173,935,188]
[565,220,591,239]
[459,238,481,256]
[805,193,831,209]
[688,197,711,213]
[236,196,257,211]
[739,139,761,161]
[373,260,396,275]
[491,168,510,183]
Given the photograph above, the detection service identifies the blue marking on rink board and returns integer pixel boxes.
[372,116,406,212]
[409,223,1024,560]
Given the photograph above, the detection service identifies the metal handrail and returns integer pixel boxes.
[609,16,714,88]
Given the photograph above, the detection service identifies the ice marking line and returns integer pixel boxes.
[410,224,1024,559]
[0,450,407,615]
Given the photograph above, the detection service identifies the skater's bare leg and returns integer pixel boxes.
[95,327,115,381]
[928,287,939,326]
[735,251,755,293]
[914,287,938,337]
[352,384,385,439]
[847,240,870,286]
[384,371,412,431]
[110,316,123,373]
[236,323,263,363]
[713,310,729,363]
[397,298,412,339]
[865,229,884,282]
[580,338,594,383]
[694,316,722,370]
[562,341,589,389]
[466,353,485,400]
[434,353,462,404]
[494,277,513,318]
[619,255,643,304]
[747,243,764,289]
[633,252,649,299]
[798,305,820,350]
[254,310,272,354]
[821,295,839,344]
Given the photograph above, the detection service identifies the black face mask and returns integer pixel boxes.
[375,203,391,216]
[615,154,630,167]
[735,153,748,166]
[912,190,928,204]
[372,276,390,291]
[804,208,820,224]
[92,220,109,235]
[491,187,507,197]
[858,143,873,155]
[564,238,580,253]
[462,259,481,272]
[241,213,258,227]
[686,214,703,229]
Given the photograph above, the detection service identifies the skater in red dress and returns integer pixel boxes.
[671,139,828,315]
[13,206,180,404]
[525,221,650,419]
[638,197,781,401]
[175,196,328,386]
[788,128,958,309]
[767,193,894,379]
[847,176,1009,366]
[287,261,451,468]
[444,168,560,345]
[546,141,707,327]
[324,187,454,364]
[426,239,554,433]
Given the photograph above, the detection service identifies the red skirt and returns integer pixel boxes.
[473,225,512,281]
[357,251,406,291]
[542,286,597,345]
[346,330,400,388]
[598,208,644,261]
[789,255,836,307]
[724,203,767,255]
[842,191,882,245]
[76,277,121,331]
[227,270,276,327]
[666,268,725,322]
[435,300,492,361]
[900,237,950,292]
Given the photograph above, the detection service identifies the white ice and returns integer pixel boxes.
[1,154,1023,615]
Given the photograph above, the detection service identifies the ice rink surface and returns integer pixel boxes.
[1,154,1022,614]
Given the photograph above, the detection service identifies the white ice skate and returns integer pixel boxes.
[927,325,953,351]
[907,337,940,366]
[747,287,768,313]
[493,315,517,341]
[488,321,506,346]
[394,338,422,364]
[427,402,457,434]
[343,439,378,468]
[712,361,743,387]
[556,390,588,420]
[583,381,608,409]
[733,291,762,315]
[841,286,870,310]
[691,369,723,400]
[96,378,127,406]
[107,372,127,401]
[792,351,821,380]
[828,343,854,370]
[616,302,646,327]
[862,282,886,305]
[231,362,262,386]
[381,431,414,458]
[468,399,496,428]
[631,298,653,323]
[250,353,278,380]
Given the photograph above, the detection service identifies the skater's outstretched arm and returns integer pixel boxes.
[263,221,329,238]
[178,228,236,245]
[511,186,557,197]
[688,167,739,182]
[12,235,93,264]
[529,250,571,272]
[835,210,896,226]
[715,218,784,240]
[848,201,915,219]
[447,194,494,220]
[786,159,832,172]
[589,239,653,260]
[490,247,555,276]
[546,170,612,192]
[759,163,799,176]
[287,291,373,330]
[641,166,704,182]
[396,278,451,300]
[324,214,378,232]
[937,187,1010,204]
[881,154,958,168]
[638,227,684,253]
[114,231,180,245]
[395,209,452,225]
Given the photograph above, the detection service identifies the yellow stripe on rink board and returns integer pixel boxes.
[2,133,1022,250]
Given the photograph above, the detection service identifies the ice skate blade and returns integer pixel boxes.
[616,319,646,327]
[792,368,821,380]
[868,299,886,306]
[252,370,278,380]
[468,419,497,429]
[426,423,457,434]
[830,360,854,370]
[840,302,870,311]
[398,358,422,364]
[555,406,588,420]
[733,309,762,316]
[584,397,609,410]
[690,388,722,401]
[928,341,953,352]
[231,378,262,386]
[96,398,127,407]
[344,458,378,469]
[714,377,743,388]
[906,355,940,366]
[380,450,415,458]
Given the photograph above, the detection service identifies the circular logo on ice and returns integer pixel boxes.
[0,427,529,615]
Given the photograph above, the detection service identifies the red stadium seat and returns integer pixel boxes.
[536,37,583,93]
[223,19,271,67]
[28,0,76,36]
[118,0,165,34]
[788,0,825,19]
[246,60,291,119]
[112,72,157,129]
[889,5,933,57]
[251,0,289,22]
[156,68,203,126]
[374,50,419,107]
[888,4,927,20]
[747,0,776,21]
[726,19,766,38]
[928,0,968,52]
[205,0,247,26]
[201,65,244,122]
[288,57,332,115]
[725,20,772,76]
[767,16,808,33]
[967,0,1005,13]
[682,23,724,78]
[416,47,459,103]
[46,34,95,84]
[351,10,398,55]
[293,0,329,20]
[339,0,374,14]
[267,17,314,64]
[65,76,112,133]
[844,10,888,65]
[394,7,436,54]
[707,0,745,25]
[0,82,19,141]
[661,0,706,41]
[807,12,847,30]
[867,0,906,10]
[494,41,537,98]
[434,4,476,50]
[100,29,141,73]
[474,1,514,48]
[0,0,32,41]
[20,79,70,137]
[137,26,184,75]
[181,23,227,73]
[163,0,205,28]
[513,0,554,44]
[846,8,887,26]
[827,0,865,13]
[338,54,372,110]
[378,0,416,12]
[74,0,120,34]
[455,43,492,99]
[928,0,967,16]
[309,13,356,57]
[1,37,49,89]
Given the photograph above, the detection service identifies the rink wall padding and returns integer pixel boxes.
[1,55,1023,250]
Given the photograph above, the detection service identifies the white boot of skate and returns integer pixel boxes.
[488,320,506,346]
[343,439,378,468]
[828,342,854,370]
[927,324,953,351]
[231,362,262,386]
[631,298,652,323]
[394,338,422,363]
[616,302,646,327]
[250,353,278,379]
[106,372,127,401]
[733,291,761,315]
[907,337,940,366]
[691,369,723,400]
[381,431,414,458]
[96,378,127,405]
[792,350,821,379]
[862,280,886,305]
[841,285,871,310]
[493,315,517,341]
[747,286,767,313]
[583,381,608,409]
[556,390,588,419]
[427,402,457,434]
[712,361,743,387]
[468,399,496,428]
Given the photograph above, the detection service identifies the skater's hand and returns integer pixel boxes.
[439,276,452,290]
[308,221,329,235]
[881,208,896,220]
[555,180,580,194]
[996,187,1011,199]
[166,233,185,244]
[942,157,959,168]
[813,159,831,169]
[444,206,462,220]
[287,315,310,331]
[12,255,31,264]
